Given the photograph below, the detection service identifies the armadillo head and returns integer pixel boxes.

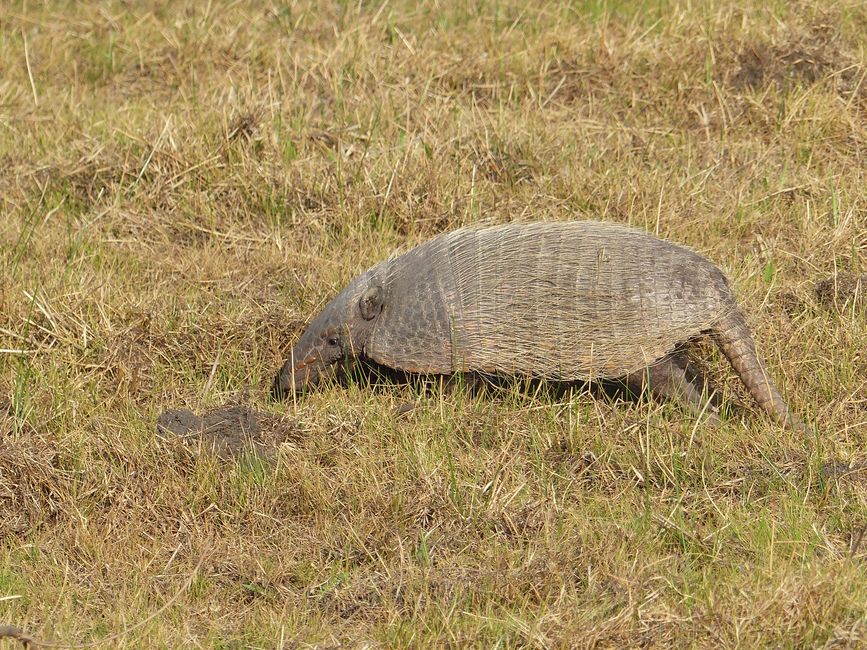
[272,266,386,398]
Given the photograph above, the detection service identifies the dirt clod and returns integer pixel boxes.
[156,405,299,461]
[814,273,866,312]
[730,19,857,94]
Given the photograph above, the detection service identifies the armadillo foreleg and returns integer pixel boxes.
[711,310,808,433]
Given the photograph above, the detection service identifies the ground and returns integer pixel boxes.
[1,0,866,647]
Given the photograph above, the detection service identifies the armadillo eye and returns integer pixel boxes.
[327,336,339,347]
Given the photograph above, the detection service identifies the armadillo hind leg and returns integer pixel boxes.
[624,351,721,424]
[711,309,808,433]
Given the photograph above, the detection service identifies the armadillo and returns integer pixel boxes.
[274,221,807,432]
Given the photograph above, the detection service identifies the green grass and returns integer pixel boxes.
[1,0,866,647]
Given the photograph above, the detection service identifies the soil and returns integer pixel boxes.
[156,404,299,461]
[821,460,867,488]
[814,273,866,311]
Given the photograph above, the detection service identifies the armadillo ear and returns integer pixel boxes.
[359,285,384,320]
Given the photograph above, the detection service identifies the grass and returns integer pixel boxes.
[1,0,866,647]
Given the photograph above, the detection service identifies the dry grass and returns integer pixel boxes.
[1,0,866,647]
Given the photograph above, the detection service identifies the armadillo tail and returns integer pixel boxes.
[711,309,808,434]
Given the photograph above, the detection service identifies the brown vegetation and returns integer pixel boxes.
[0,0,865,647]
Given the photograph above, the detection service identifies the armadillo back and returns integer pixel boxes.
[367,221,734,380]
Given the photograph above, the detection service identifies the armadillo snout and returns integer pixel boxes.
[272,359,321,399]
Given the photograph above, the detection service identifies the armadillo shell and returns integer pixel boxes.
[365,221,734,380]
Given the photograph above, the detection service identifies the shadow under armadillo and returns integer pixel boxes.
[271,350,743,426]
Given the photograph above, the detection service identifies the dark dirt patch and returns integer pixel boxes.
[814,273,866,312]
[227,111,263,143]
[821,460,867,487]
[156,404,301,461]
[774,289,809,317]
[729,20,862,97]
[732,43,834,90]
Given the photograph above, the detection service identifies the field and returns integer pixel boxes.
[1,0,866,647]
